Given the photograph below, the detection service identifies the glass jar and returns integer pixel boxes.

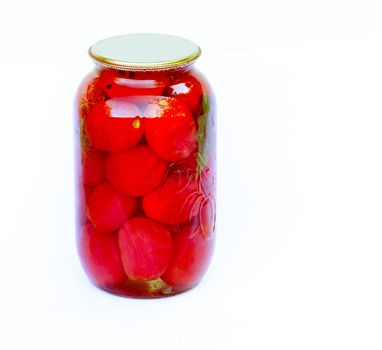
[75,34,216,298]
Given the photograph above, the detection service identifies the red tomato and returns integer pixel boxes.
[79,224,127,287]
[100,70,169,97]
[81,148,106,186]
[142,173,200,225]
[164,74,202,115]
[85,76,105,103]
[77,184,94,225]
[144,97,197,161]
[83,185,94,202]
[162,157,216,237]
[85,99,143,153]
[87,183,137,233]
[106,145,167,196]
[161,225,215,291]
[79,75,106,117]
[118,217,173,280]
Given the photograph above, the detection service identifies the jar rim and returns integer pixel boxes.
[88,33,201,71]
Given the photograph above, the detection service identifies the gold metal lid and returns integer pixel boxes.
[89,33,201,71]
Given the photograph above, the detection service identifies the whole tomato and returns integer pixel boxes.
[144,97,197,161]
[79,224,127,287]
[84,98,143,153]
[161,225,215,291]
[106,145,168,196]
[81,148,106,186]
[118,217,173,281]
[87,183,137,233]
[142,173,200,225]
[164,74,202,116]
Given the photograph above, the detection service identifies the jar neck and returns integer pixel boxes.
[95,63,195,76]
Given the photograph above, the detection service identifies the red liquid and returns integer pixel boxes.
[75,67,216,298]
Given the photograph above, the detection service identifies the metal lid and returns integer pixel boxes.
[89,33,201,71]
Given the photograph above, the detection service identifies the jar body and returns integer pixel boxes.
[74,65,216,297]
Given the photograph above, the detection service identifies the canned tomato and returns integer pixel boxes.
[75,33,216,298]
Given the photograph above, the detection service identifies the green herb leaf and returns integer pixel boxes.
[196,95,211,177]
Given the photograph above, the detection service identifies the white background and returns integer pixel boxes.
[1,1,382,349]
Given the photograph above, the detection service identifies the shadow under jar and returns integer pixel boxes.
[74,34,216,298]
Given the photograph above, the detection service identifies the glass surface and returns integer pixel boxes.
[75,65,216,298]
